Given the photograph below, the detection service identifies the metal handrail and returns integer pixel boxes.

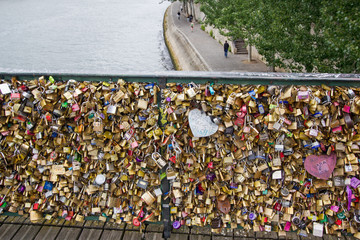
[1,71,360,86]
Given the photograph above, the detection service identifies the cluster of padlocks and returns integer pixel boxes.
[0,76,360,238]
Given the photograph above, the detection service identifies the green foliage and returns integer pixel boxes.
[196,0,360,73]
[209,29,213,38]
[201,24,206,31]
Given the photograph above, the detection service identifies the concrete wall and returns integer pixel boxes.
[203,25,235,54]
[164,4,210,71]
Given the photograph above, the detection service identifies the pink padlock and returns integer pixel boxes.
[284,221,291,231]
[167,107,174,114]
[37,185,44,193]
[332,126,342,133]
[11,93,21,100]
[131,140,139,149]
[62,209,68,218]
[343,105,351,113]
[241,105,247,113]
[283,118,292,125]
[243,126,251,133]
[330,205,339,212]
[72,103,80,111]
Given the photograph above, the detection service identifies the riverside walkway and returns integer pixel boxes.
[169,1,268,72]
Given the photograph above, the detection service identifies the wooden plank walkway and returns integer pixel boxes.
[0,215,355,240]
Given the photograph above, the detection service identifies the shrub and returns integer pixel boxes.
[201,25,205,31]
[210,29,213,38]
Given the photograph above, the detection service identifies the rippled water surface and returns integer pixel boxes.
[0,0,173,73]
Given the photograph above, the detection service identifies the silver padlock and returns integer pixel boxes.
[137,179,149,189]
[107,105,117,114]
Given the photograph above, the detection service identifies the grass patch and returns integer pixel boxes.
[201,24,205,31]
[210,29,213,38]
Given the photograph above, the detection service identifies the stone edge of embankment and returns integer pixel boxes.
[163,4,211,71]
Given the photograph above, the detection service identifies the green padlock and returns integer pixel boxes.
[320,214,328,223]
[61,101,68,108]
[337,211,345,219]
[49,76,55,84]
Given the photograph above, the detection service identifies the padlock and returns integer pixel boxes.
[273,201,282,211]
[298,91,309,100]
[152,152,167,168]
[136,179,149,189]
[93,118,104,132]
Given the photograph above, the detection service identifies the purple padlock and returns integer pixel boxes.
[166,97,172,102]
[173,220,181,229]
[230,182,238,189]
[249,212,257,221]
[350,177,360,189]
[136,157,143,162]
[206,173,216,181]
[18,185,25,194]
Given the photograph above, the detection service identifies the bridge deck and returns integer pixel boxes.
[0,215,354,240]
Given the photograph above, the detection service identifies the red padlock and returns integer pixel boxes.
[18,85,28,91]
[234,117,244,126]
[169,156,176,163]
[68,209,74,218]
[133,217,140,226]
[204,87,211,97]
[288,104,293,112]
[127,149,133,156]
[45,114,52,121]
[208,162,214,169]
[132,206,154,227]
[273,201,282,211]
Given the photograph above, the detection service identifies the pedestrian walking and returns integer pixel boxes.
[180,5,183,12]
[190,22,194,32]
[177,11,180,20]
[224,40,229,58]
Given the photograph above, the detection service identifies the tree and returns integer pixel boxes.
[176,0,197,20]
[196,0,360,73]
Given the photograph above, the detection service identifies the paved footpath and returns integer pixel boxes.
[170,1,268,72]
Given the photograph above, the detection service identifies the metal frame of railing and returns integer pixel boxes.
[1,71,360,239]
[1,71,360,86]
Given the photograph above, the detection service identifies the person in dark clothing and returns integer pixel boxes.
[224,40,229,58]
[177,11,180,20]
[189,14,193,22]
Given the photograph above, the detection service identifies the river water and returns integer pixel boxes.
[0,0,173,73]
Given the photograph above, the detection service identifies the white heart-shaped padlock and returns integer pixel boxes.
[188,109,218,138]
